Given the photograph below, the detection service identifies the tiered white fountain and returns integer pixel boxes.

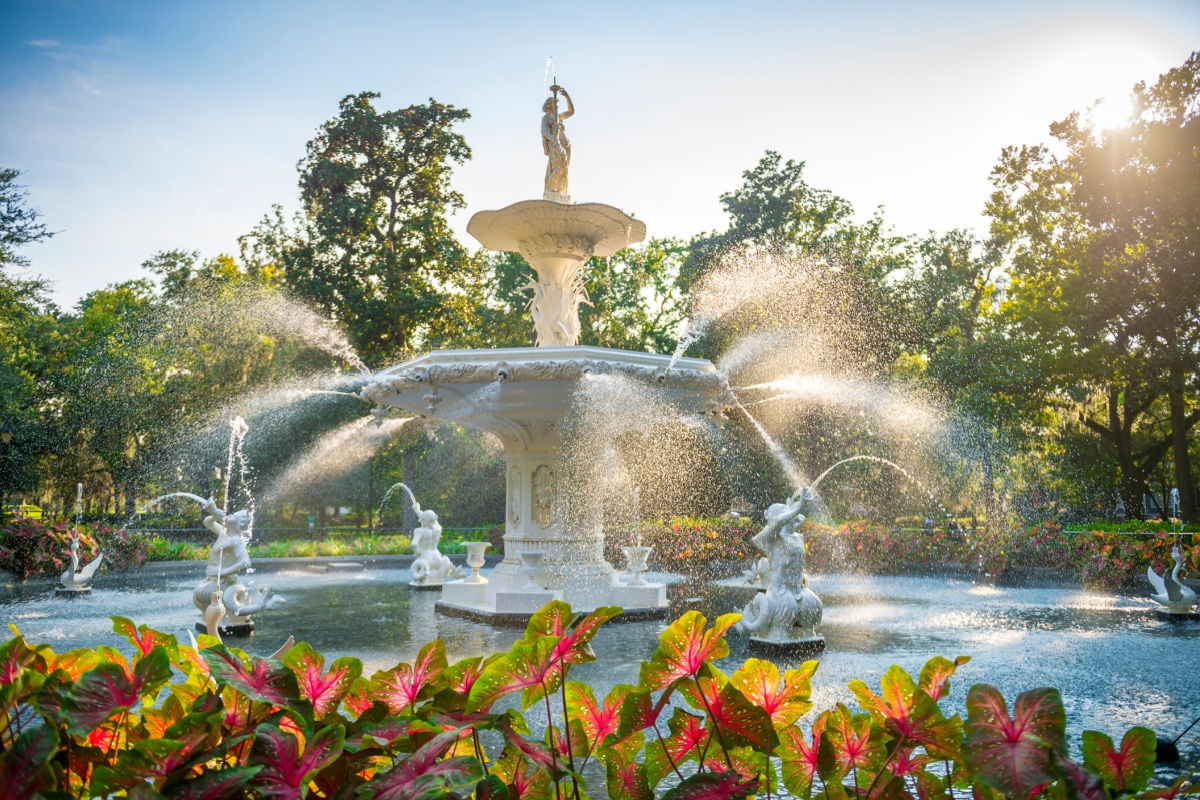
[361,84,732,622]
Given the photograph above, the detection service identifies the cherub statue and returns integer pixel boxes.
[541,84,574,202]
[410,507,462,586]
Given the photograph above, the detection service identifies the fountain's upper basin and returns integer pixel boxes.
[362,345,731,431]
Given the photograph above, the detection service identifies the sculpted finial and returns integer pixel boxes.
[541,84,574,203]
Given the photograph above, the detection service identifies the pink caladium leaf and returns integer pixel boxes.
[363,728,483,800]
[341,676,373,717]
[489,747,552,799]
[0,724,57,800]
[617,687,658,737]
[661,770,758,800]
[370,639,447,714]
[1081,726,1156,794]
[112,616,177,660]
[729,657,816,731]
[817,703,885,782]
[468,635,562,712]
[443,653,493,696]
[0,631,36,685]
[963,684,1066,800]
[645,707,709,787]
[249,722,345,800]
[849,663,957,757]
[64,645,171,734]
[526,601,622,670]
[1050,750,1107,800]
[603,731,653,800]
[282,642,362,719]
[203,646,300,709]
[640,610,740,692]
[564,680,622,750]
[778,711,826,798]
[918,655,970,702]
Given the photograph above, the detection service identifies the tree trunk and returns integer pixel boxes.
[1168,364,1197,522]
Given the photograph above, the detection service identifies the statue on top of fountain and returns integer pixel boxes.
[736,488,823,647]
[191,498,282,633]
[411,506,463,587]
[541,84,574,203]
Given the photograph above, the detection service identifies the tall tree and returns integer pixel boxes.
[0,169,57,511]
[987,52,1200,519]
[243,93,471,365]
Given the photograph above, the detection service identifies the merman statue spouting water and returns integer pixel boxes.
[735,487,825,655]
[154,492,283,636]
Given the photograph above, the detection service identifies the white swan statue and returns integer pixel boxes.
[1147,545,1198,613]
[59,537,103,591]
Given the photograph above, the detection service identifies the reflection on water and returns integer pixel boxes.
[3,566,1198,752]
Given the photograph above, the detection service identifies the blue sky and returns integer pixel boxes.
[2,0,1198,310]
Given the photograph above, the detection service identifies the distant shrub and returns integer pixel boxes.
[0,516,149,579]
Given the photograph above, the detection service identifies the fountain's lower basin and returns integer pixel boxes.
[4,562,1198,763]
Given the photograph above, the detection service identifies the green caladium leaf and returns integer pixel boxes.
[92,725,221,794]
[778,711,826,798]
[679,673,774,752]
[918,655,970,702]
[0,724,57,800]
[283,642,362,719]
[817,703,885,783]
[203,646,302,710]
[849,663,957,757]
[370,640,447,714]
[1081,726,1156,794]
[362,728,483,800]
[640,611,740,692]
[603,731,652,800]
[249,722,345,799]
[661,769,758,799]
[729,657,815,730]
[163,765,264,800]
[963,684,1066,800]
[64,645,171,733]
[468,635,562,712]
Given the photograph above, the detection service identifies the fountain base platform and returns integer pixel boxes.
[436,571,669,625]
[196,621,255,638]
[55,586,92,598]
[747,636,825,657]
[436,599,670,627]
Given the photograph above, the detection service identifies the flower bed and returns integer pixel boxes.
[0,516,149,579]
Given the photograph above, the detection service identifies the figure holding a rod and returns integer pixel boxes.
[541,83,574,202]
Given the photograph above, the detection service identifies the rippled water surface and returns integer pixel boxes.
[4,564,1198,755]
